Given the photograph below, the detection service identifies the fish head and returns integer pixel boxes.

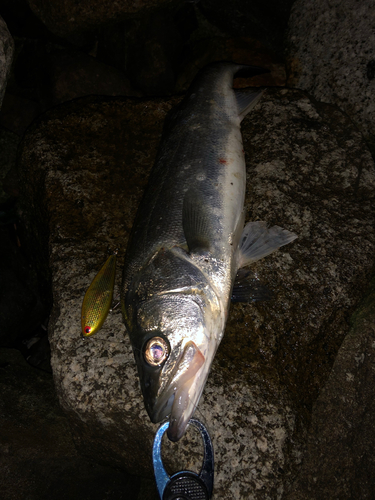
[123,248,223,441]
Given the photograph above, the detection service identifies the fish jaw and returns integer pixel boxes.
[149,340,206,442]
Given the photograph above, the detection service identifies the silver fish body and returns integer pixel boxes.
[121,63,296,441]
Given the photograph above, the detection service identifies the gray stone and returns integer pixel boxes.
[199,0,295,57]
[284,278,375,500]
[26,0,186,41]
[39,49,140,108]
[0,128,19,203]
[18,88,375,499]
[0,348,144,500]
[0,93,41,136]
[287,0,375,157]
[0,16,14,109]
[0,224,46,346]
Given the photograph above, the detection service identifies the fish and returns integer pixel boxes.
[81,253,117,336]
[121,62,297,442]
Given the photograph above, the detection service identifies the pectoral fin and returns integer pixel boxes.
[182,189,213,253]
[237,221,297,268]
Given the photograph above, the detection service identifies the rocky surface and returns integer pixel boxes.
[0,348,144,500]
[2,0,375,497]
[284,278,375,500]
[18,87,375,498]
[199,0,295,57]
[0,127,18,203]
[287,0,375,158]
[0,224,45,346]
[26,0,185,41]
[0,15,14,108]
[38,49,140,108]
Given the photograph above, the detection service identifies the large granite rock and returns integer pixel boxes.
[287,0,375,157]
[18,88,375,499]
[0,127,18,203]
[26,0,185,40]
[284,278,375,500]
[38,49,140,108]
[199,0,296,57]
[0,16,14,109]
[0,224,45,346]
[0,348,143,500]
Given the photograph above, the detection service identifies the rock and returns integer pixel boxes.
[175,37,286,93]
[0,0,53,40]
[284,278,375,500]
[95,4,197,83]
[286,0,375,158]
[38,49,140,107]
[125,13,183,96]
[25,0,186,41]
[199,0,296,57]
[0,127,19,203]
[0,348,144,500]
[0,224,46,346]
[0,15,14,108]
[0,92,40,135]
[18,88,375,499]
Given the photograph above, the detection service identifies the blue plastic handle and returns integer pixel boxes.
[152,418,214,499]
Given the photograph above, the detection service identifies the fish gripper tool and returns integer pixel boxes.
[152,418,214,500]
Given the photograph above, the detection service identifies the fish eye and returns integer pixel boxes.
[144,337,169,367]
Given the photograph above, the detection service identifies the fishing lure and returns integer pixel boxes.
[81,253,117,337]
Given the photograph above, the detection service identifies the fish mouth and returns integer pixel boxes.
[151,340,205,442]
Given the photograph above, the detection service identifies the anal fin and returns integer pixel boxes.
[231,269,273,303]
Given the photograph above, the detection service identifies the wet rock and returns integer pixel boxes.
[0,348,143,500]
[25,0,186,41]
[18,87,375,499]
[0,15,14,108]
[287,0,375,158]
[284,278,375,500]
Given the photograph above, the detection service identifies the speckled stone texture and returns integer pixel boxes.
[0,16,14,109]
[287,0,375,157]
[18,89,375,499]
